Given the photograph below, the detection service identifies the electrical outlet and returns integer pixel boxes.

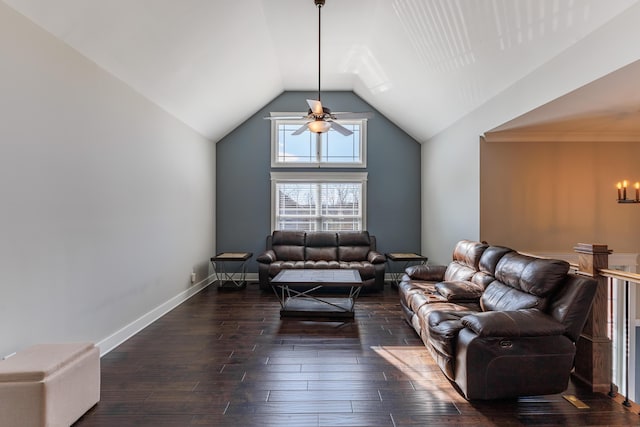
[190,272,196,283]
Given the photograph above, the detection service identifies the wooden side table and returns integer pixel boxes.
[385,252,428,287]
[210,252,252,289]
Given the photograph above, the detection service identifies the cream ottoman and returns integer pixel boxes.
[0,342,100,427]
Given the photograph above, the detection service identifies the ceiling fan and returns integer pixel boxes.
[265,0,372,136]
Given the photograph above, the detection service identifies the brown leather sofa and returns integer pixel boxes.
[256,230,386,291]
[399,240,597,400]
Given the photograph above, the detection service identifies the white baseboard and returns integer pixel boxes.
[96,274,215,356]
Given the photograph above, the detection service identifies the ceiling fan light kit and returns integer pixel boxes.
[308,120,332,133]
[264,0,371,136]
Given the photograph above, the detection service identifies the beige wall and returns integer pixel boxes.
[480,138,640,254]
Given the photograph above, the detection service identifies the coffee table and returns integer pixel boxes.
[271,269,363,319]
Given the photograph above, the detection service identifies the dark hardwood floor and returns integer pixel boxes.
[74,284,639,427]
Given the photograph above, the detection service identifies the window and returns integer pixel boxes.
[271,172,367,231]
[270,116,367,168]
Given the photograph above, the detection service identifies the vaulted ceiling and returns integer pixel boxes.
[4,0,639,142]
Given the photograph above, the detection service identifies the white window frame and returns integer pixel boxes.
[270,113,367,168]
[270,171,368,232]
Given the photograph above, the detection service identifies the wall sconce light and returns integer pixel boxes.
[616,180,640,203]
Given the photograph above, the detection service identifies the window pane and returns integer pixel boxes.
[275,181,363,232]
[277,183,317,216]
[277,124,315,163]
[321,126,360,163]
[272,118,365,167]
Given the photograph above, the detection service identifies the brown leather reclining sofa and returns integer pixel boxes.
[256,230,386,292]
[399,240,597,400]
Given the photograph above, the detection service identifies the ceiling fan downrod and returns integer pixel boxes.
[315,0,324,103]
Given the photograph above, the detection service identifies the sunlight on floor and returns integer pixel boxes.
[371,345,465,401]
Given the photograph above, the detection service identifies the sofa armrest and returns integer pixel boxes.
[461,309,566,338]
[435,281,483,302]
[256,250,276,264]
[367,251,386,264]
[405,264,447,281]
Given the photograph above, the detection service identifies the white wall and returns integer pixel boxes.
[0,4,215,357]
[422,4,640,264]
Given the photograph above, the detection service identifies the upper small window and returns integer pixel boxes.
[270,116,367,168]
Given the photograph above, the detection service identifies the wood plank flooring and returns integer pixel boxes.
[74,284,639,427]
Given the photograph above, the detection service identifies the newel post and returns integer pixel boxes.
[572,243,612,392]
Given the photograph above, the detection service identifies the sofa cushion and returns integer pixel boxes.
[443,263,477,282]
[272,230,305,246]
[407,290,447,313]
[495,252,569,297]
[405,264,447,281]
[306,232,338,247]
[468,271,496,289]
[451,240,489,270]
[461,309,566,337]
[256,250,276,263]
[435,281,484,302]
[398,280,439,311]
[417,301,480,338]
[340,246,370,262]
[304,260,341,269]
[481,253,570,312]
[306,247,338,261]
[337,231,370,246]
[478,246,514,276]
[368,252,386,263]
[338,231,371,262]
[272,231,306,261]
[481,281,545,311]
[268,260,305,277]
[469,246,514,288]
[273,245,305,261]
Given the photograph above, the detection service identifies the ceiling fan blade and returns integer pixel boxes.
[263,115,306,120]
[329,121,353,136]
[291,124,309,135]
[332,112,374,120]
[307,99,324,115]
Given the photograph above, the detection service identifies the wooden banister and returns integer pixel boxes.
[572,243,612,392]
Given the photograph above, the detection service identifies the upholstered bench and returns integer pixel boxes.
[0,342,100,427]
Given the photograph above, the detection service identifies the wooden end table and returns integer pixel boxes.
[210,252,252,289]
[385,252,428,287]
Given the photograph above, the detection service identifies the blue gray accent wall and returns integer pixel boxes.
[216,91,421,272]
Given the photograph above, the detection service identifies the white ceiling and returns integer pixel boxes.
[3,0,639,142]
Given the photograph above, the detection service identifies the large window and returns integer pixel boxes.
[271,172,367,231]
[270,116,367,168]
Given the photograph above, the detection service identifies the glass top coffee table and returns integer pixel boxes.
[271,269,363,319]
